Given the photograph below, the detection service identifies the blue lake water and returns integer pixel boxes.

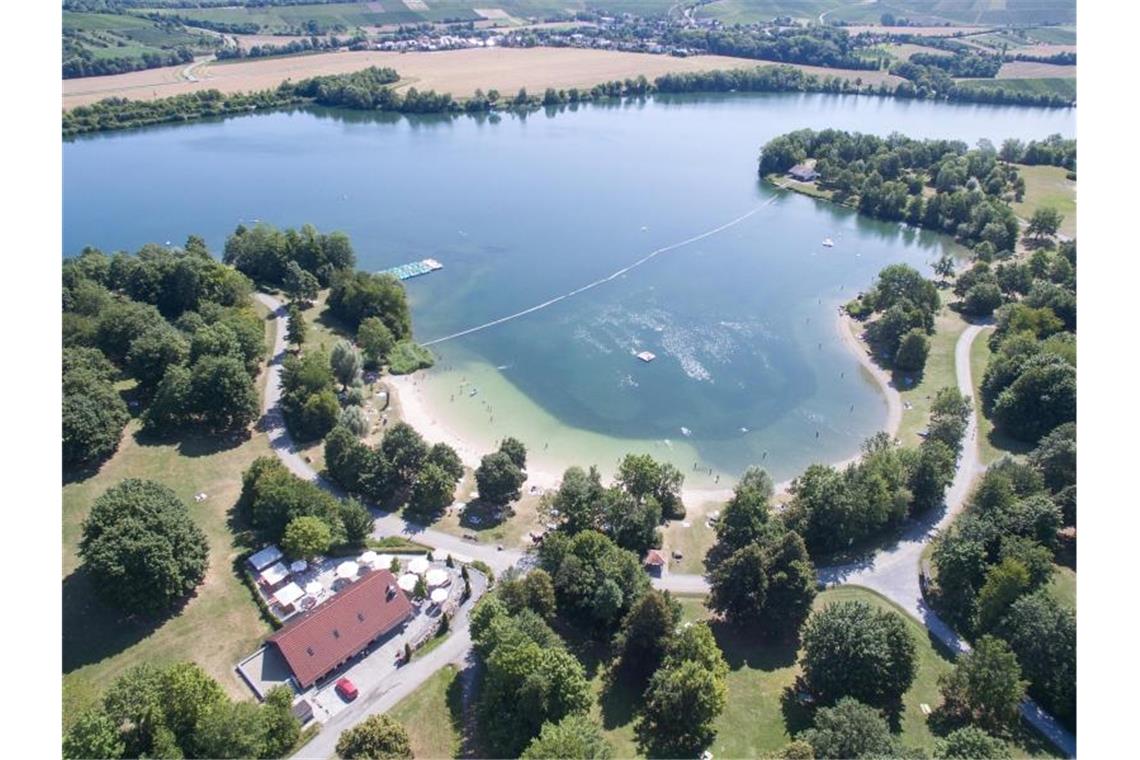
[64,93,1074,483]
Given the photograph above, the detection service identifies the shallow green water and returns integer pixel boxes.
[64,93,1073,482]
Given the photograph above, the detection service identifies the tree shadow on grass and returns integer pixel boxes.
[779,683,817,737]
[132,426,250,459]
[549,618,608,681]
[448,658,485,760]
[600,668,645,732]
[708,619,799,672]
[62,566,190,674]
[456,499,513,534]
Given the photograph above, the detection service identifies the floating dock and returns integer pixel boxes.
[381,258,443,281]
[636,351,657,363]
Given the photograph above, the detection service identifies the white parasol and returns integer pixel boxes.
[425,568,449,588]
[407,556,431,575]
[335,560,359,580]
[358,550,378,566]
[430,588,448,604]
[289,560,308,573]
[397,573,418,592]
[304,580,322,596]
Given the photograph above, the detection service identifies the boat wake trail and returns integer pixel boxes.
[422,196,781,347]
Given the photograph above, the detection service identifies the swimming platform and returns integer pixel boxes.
[381,258,443,281]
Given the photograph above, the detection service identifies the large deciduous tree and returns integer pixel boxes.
[79,479,209,615]
[800,601,917,707]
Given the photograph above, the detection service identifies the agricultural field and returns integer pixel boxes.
[695,0,844,24]
[143,1,671,33]
[63,11,219,75]
[953,76,1076,103]
[996,60,1076,79]
[63,46,899,109]
[827,1,1075,26]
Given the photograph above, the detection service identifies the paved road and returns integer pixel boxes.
[257,295,1074,757]
[654,322,1075,757]
[294,573,484,760]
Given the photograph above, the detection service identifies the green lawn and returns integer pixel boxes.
[63,422,275,726]
[1011,164,1077,238]
[1047,564,1076,611]
[897,293,969,449]
[388,664,464,759]
[62,303,278,726]
[661,499,721,576]
[679,588,1060,758]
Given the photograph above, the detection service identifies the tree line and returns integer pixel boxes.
[63,45,194,79]
[666,25,881,70]
[65,57,1075,138]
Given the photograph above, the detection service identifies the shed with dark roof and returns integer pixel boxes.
[267,568,413,689]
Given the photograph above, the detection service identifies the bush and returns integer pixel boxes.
[387,340,435,375]
[335,714,412,759]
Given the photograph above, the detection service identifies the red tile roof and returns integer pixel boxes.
[645,549,667,567]
[268,568,413,688]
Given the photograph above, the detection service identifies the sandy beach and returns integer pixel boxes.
[386,308,903,506]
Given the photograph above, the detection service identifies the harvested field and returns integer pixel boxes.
[63,47,903,109]
[997,60,1077,79]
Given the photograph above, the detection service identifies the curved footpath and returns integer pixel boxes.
[255,294,1074,757]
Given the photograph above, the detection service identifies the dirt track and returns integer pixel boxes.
[62,46,903,109]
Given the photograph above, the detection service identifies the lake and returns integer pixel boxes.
[63,93,1074,485]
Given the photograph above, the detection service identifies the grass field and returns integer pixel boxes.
[1011,164,1077,238]
[953,76,1076,102]
[595,587,1060,758]
[388,664,464,757]
[62,303,277,726]
[896,292,970,449]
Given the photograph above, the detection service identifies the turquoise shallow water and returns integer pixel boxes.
[64,93,1073,481]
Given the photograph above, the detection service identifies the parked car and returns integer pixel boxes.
[335,677,358,701]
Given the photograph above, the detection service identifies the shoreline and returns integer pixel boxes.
[385,308,903,505]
